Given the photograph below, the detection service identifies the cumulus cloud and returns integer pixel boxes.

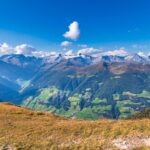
[0,43,37,56]
[63,21,80,40]
[77,47,102,55]
[102,49,128,56]
[0,43,57,57]
[61,41,72,47]
[15,44,36,55]
[0,43,130,58]
[16,45,58,57]
[0,43,14,55]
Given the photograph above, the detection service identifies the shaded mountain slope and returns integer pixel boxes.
[22,62,150,119]
[0,54,43,103]
[1,54,150,119]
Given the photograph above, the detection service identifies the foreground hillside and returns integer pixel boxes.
[0,103,150,150]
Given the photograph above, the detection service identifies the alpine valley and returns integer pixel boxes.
[1,53,150,120]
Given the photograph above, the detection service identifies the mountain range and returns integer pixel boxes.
[1,53,150,119]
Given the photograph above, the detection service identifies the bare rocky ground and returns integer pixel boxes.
[1,138,150,150]
[0,144,14,150]
[112,137,150,150]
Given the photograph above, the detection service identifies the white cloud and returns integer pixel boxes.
[0,43,130,58]
[0,43,14,55]
[77,47,102,55]
[102,49,128,56]
[15,44,58,57]
[63,21,80,40]
[0,43,57,57]
[32,51,57,57]
[77,47,128,57]
[15,44,36,55]
[61,41,72,47]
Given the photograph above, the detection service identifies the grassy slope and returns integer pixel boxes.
[0,103,150,150]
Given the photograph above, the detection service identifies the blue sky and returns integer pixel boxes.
[0,0,150,54]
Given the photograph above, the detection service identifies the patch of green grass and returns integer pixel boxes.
[116,100,139,118]
[123,91,137,97]
[137,90,150,98]
[82,91,92,99]
[67,94,82,116]
[38,87,59,101]
[116,100,140,107]
[113,94,120,101]
[119,107,132,113]
[92,98,107,104]
[76,108,99,120]
[56,109,73,118]
[92,105,112,113]
[123,90,150,99]
[119,113,130,118]
[68,95,81,106]
[22,87,62,111]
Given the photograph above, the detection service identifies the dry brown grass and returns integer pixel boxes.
[0,102,150,150]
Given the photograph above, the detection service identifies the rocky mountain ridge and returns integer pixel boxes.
[0,53,150,119]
